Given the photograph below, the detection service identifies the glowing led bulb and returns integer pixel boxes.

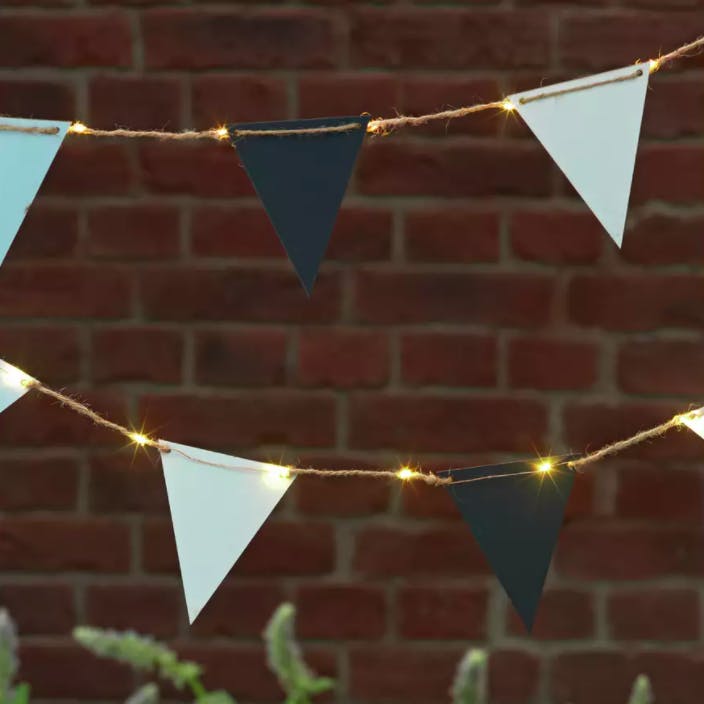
[535,460,553,473]
[0,362,32,390]
[501,99,515,112]
[397,467,416,480]
[130,432,150,447]
[69,122,88,134]
[649,58,661,73]
[263,464,292,489]
[215,126,229,139]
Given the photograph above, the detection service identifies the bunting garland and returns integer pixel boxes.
[0,360,703,627]
[0,34,703,629]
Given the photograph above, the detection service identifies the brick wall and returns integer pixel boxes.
[0,2,703,703]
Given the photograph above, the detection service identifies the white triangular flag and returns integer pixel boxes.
[0,117,70,264]
[680,408,704,440]
[160,440,294,623]
[0,359,33,413]
[509,63,651,247]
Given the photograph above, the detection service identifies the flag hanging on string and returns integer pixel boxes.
[441,459,575,631]
[228,116,369,295]
[0,359,33,413]
[160,441,294,623]
[0,118,69,265]
[509,63,651,247]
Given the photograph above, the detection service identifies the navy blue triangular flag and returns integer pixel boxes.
[441,459,574,631]
[229,115,369,295]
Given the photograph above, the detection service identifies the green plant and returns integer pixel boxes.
[451,649,488,704]
[0,609,30,704]
[629,675,654,704]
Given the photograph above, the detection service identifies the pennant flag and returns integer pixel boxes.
[441,459,574,631]
[509,63,651,247]
[229,115,369,295]
[160,440,294,623]
[0,359,33,413]
[0,118,70,265]
[680,408,704,440]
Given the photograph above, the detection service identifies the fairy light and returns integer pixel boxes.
[397,467,417,480]
[501,98,515,112]
[129,432,150,447]
[262,464,292,489]
[535,459,553,474]
[214,126,229,139]
[0,363,32,390]
[69,121,88,134]
[649,57,661,73]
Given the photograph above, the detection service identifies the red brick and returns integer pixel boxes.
[508,589,595,640]
[19,644,134,700]
[0,326,79,382]
[298,329,389,388]
[299,74,400,119]
[0,13,132,68]
[642,79,704,138]
[296,584,386,639]
[193,75,287,128]
[88,452,168,514]
[0,265,131,319]
[13,205,78,260]
[140,268,341,323]
[556,523,704,579]
[44,143,134,196]
[354,272,554,326]
[398,586,487,639]
[139,142,252,197]
[509,336,598,390]
[353,526,490,577]
[404,209,500,262]
[351,10,550,69]
[0,518,130,573]
[618,340,704,395]
[0,457,78,511]
[623,212,704,264]
[350,647,463,703]
[564,402,703,461]
[191,583,286,638]
[569,275,704,331]
[401,333,497,387]
[92,327,183,383]
[142,520,334,576]
[139,392,335,448]
[195,329,287,387]
[0,80,75,120]
[87,204,180,260]
[559,13,703,70]
[614,463,703,523]
[608,589,699,640]
[0,583,74,635]
[85,584,182,637]
[401,475,474,519]
[357,141,552,197]
[488,651,541,704]
[350,395,547,453]
[144,9,338,69]
[632,145,704,204]
[510,210,603,264]
[89,76,183,131]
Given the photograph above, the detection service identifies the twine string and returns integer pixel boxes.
[0,35,700,141]
[15,374,703,486]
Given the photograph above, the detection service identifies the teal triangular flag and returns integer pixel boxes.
[229,116,369,295]
[160,441,294,623]
[0,117,69,264]
[441,459,574,631]
[0,359,33,413]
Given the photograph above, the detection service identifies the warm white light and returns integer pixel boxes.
[69,121,88,134]
[214,126,229,139]
[536,460,553,473]
[397,467,416,480]
[502,99,515,112]
[0,362,32,390]
[262,464,291,489]
[649,58,661,73]
[129,432,150,447]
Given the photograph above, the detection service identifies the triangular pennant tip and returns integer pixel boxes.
[441,458,575,631]
[229,115,370,294]
[509,63,651,248]
[160,441,294,623]
[0,359,33,413]
[0,118,69,264]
